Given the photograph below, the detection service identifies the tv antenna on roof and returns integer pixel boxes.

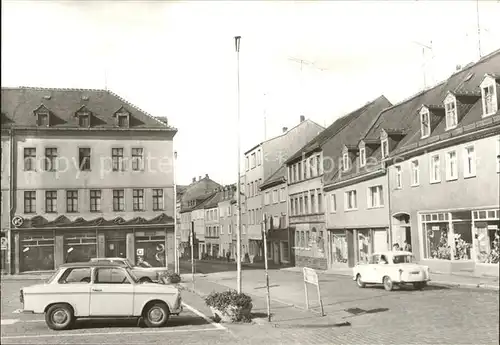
[288,57,328,118]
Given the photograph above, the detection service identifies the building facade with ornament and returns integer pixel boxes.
[1,87,177,274]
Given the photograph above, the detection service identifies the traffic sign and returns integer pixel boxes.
[12,216,23,227]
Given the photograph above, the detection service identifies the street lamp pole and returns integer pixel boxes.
[234,35,242,294]
[173,150,178,274]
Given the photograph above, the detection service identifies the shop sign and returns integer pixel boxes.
[1,237,7,250]
[136,248,144,256]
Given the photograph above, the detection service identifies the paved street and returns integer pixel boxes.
[2,263,499,344]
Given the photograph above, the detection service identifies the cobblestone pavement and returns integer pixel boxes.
[2,276,499,345]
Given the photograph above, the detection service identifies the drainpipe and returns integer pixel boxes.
[386,162,394,249]
[8,128,15,275]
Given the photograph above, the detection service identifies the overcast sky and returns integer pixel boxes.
[2,0,500,185]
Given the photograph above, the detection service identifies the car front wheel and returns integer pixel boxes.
[45,303,75,331]
[356,274,366,288]
[383,276,394,291]
[143,302,169,328]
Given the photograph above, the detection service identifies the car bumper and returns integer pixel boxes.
[20,309,35,314]
[399,278,431,283]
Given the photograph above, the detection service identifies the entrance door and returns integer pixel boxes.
[90,267,134,316]
[273,242,279,264]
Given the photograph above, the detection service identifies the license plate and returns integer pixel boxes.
[411,271,420,275]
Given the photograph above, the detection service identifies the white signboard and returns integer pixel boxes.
[136,248,144,256]
[1,237,7,250]
[303,267,319,286]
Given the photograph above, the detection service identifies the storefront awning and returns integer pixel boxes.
[13,213,174,230]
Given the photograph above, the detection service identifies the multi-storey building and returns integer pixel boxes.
[260,166,291,265]
[1,131,12,273]
[179,175,221,259]
[1,86,177,274]
[218,185,237,259]
[324,49,500,277]
[243,116,324,262]
[204,191,222,258]
[286,96,392,269]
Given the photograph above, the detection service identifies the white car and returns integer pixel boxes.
[353,251,431,291]
[20,262,183,330]
[90,257,170,283]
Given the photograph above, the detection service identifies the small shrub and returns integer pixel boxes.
[204,290,252,311]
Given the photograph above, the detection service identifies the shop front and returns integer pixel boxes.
[419,208,499,276]
[134,229,166,268]
[20,231,55,272]
[64,230,97,264]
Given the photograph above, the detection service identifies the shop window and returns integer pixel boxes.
[423,218,451,260]
[357,231,371,263]
[135,232,166,268]
[332,232,348,264]
[281,241,290,262]
[317,230,325,253]
[21,233,55,272]
[473,210,500,264]
[64,232,97,263]
[300,231,305,248]
[305,231,310,247]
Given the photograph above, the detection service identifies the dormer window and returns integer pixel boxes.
[381,139,389,159]
[78,113,90,127]
[480,75,498,117]
[34,105,51,127]
[118,114,129,127]
[420,107,430,138]
[37,112,49,127]
[342,153,349,171]
[359,148,366,167]
[444,94,458,130]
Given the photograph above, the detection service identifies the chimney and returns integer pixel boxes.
[192,177,196,183]
[205,174,209,179]
[282,127,288,133]
[300,115,305,123]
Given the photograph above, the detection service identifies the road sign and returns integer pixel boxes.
[303,267,324,316]
[136,248,144,256]
[12,216,23,227]
[1,237,7,250]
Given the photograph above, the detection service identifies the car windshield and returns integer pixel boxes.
[46,269,60,284]
[393,254,414,264]
[126,267,139,283]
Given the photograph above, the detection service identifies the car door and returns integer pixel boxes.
[364,254,380,283]
[89,267,134,316]
[55,267,92,317]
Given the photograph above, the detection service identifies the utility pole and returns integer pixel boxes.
[476,0,482,59]
[262,213,271,322]
[412,41,433,89]
[234,35,242,294]
[263,93,267,141]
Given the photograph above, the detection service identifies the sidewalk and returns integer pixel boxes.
[281,266,500,291]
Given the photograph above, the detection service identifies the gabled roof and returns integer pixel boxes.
[261,165,287,190]
[364,48,500,147]
[204,190,224,209]
[285,96,391,165]
[1,87,176,131]
[192,193,217,211]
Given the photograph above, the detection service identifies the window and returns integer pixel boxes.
[497,137,500,173]
[66,190,78,213]
[24,191,36,213]
[445,150,458,181]
[463,146,476,178]
[112,148,124,171]
[257,149,262,165]
[381,139,389,158]
[394,165,402,189]
[131,148,144,171]
[153,189,164,210]
[280,187,286,202]
[303,161,308,179]
[316,155,321,176]
[245,156,249,171]
[420,108,431,138]
[290,197,295,215]
[113,189,125,211]
[410,160,419,186]
[45,190,57,213]
[298,162,302,180]
[37,112,49,126]
[299,197,304,214]
[482,82,497,116]
[359,148,366,167]
[272,190,278,204]
[251,152,256,168]
[90,190,101,212]
[264,192,270,205]
[309,157,315,177]
[59,267,91,284]
[228,224,232,234]
[305,195,309,214]
[117,115,129,128]
[445,99,457,130]
[78,148,91,171]
[345,190,357,210]
[44,148,57,171]
[78,113,90,127]
[430,155,441,183]
[24,148,36,171]
[132,189,144,211]
[95,268,130,284]
[368,185,384,208]
[329,194,336,213]
[342,153,349,171]
[318,192,323,213]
